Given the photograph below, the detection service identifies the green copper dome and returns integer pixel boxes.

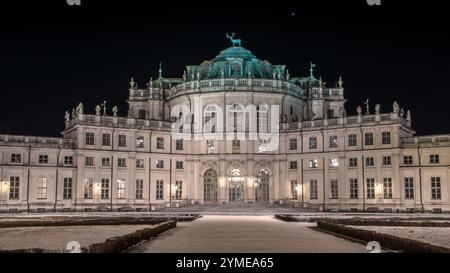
[184,45,286,80]
[212,46,259,62]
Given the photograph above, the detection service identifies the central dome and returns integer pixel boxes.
[185,45,287,80]
[212,46,259,62]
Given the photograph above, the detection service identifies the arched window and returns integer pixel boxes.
[203,169,218,202]
[229,169,244,203]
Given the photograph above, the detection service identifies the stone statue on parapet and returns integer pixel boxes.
[392,101,400,114]
[226,32,241,47]
[65,111,70,121]
[95,105,101,116]
[375,104,381,115]
[112,106,118,116]
[356,106,362,116]
[76,102,84,115]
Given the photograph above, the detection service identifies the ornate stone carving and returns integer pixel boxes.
[356,106,362,116]
[392,101,400,114]
[64,111,70,121]
[76,102,84,115]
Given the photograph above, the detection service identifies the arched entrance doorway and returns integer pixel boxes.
[229,169,244,203]
[255,169,269,203]
[203,169,218,202]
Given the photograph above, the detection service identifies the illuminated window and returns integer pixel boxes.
[117,179,126,199]
[156,160,164,168]
[329,158,339,167]
[175,180,183,200]
[290,180,299,199]
[37,177,48,199]
[309,180,318,199]
[309,159,318,168]
[136,136,144,148]
[136,159,144,168]
[84,178,93,199]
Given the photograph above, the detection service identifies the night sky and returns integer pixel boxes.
[0,0,448,137]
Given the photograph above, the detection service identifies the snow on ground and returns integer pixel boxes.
[0,225,153,251]
[349,226,450,249]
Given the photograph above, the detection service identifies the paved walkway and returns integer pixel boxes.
[131,215,367,253]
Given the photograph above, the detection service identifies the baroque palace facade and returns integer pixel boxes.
[1,38,449,213]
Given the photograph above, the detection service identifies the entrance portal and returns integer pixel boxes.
[229,169,244,203]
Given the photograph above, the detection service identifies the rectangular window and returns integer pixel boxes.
[11,154,21,163]
[85,156,94,166]
[309,137,317,149]
[175,180,183,200]
[176,139,184,150]
[383,156,391,166]
[84,178,93,199]
[136,179,144,199]
[39,155,48,164]
[85,132,95,145]
[101,178,110,199]
[329,136,338,148]
[138,109,146,119]
[364,133,373,146]
[156,160,164,168]
[156,137,164,149]
[382,131,391,144]
[156,180,164,200]
[309,159,318,168]
[118,135,127,147]
[309,180,318,199]
[349,158,358,167]
[330,179,338,199]
[365,157,374,167]
[102,133,111,146]
[329,158,339,168]
[405,177,414,199]
[64,156,73,165]
[37,177,47,199]
[290,180,299,199]
[101,157,111,167]
[176,161,184,169]
[136,159,145,168]
[63,177,72,199]
[136,136,145,148]
[232,139,240,154]
[289,161,298,170]
[430,155,440,164]
[348,134,357,147]
[118,158,127,168]
[403,156,413,165]
[366,178,375,199]
[9,176,20,199]
[289,138,298,150]
[327,109,334,118]
[350,179,358,199]
[383,177,393,199]
[117,179,126,199]
[431,177,441,200]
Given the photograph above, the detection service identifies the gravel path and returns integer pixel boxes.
[131,215,367,253]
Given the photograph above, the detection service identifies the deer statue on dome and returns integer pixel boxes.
[226,33,241,47]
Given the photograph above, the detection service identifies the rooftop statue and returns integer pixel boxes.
[65,111,70,121]
[375,104,381,115]
[95,105,101,116]
[226,32,241,47]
